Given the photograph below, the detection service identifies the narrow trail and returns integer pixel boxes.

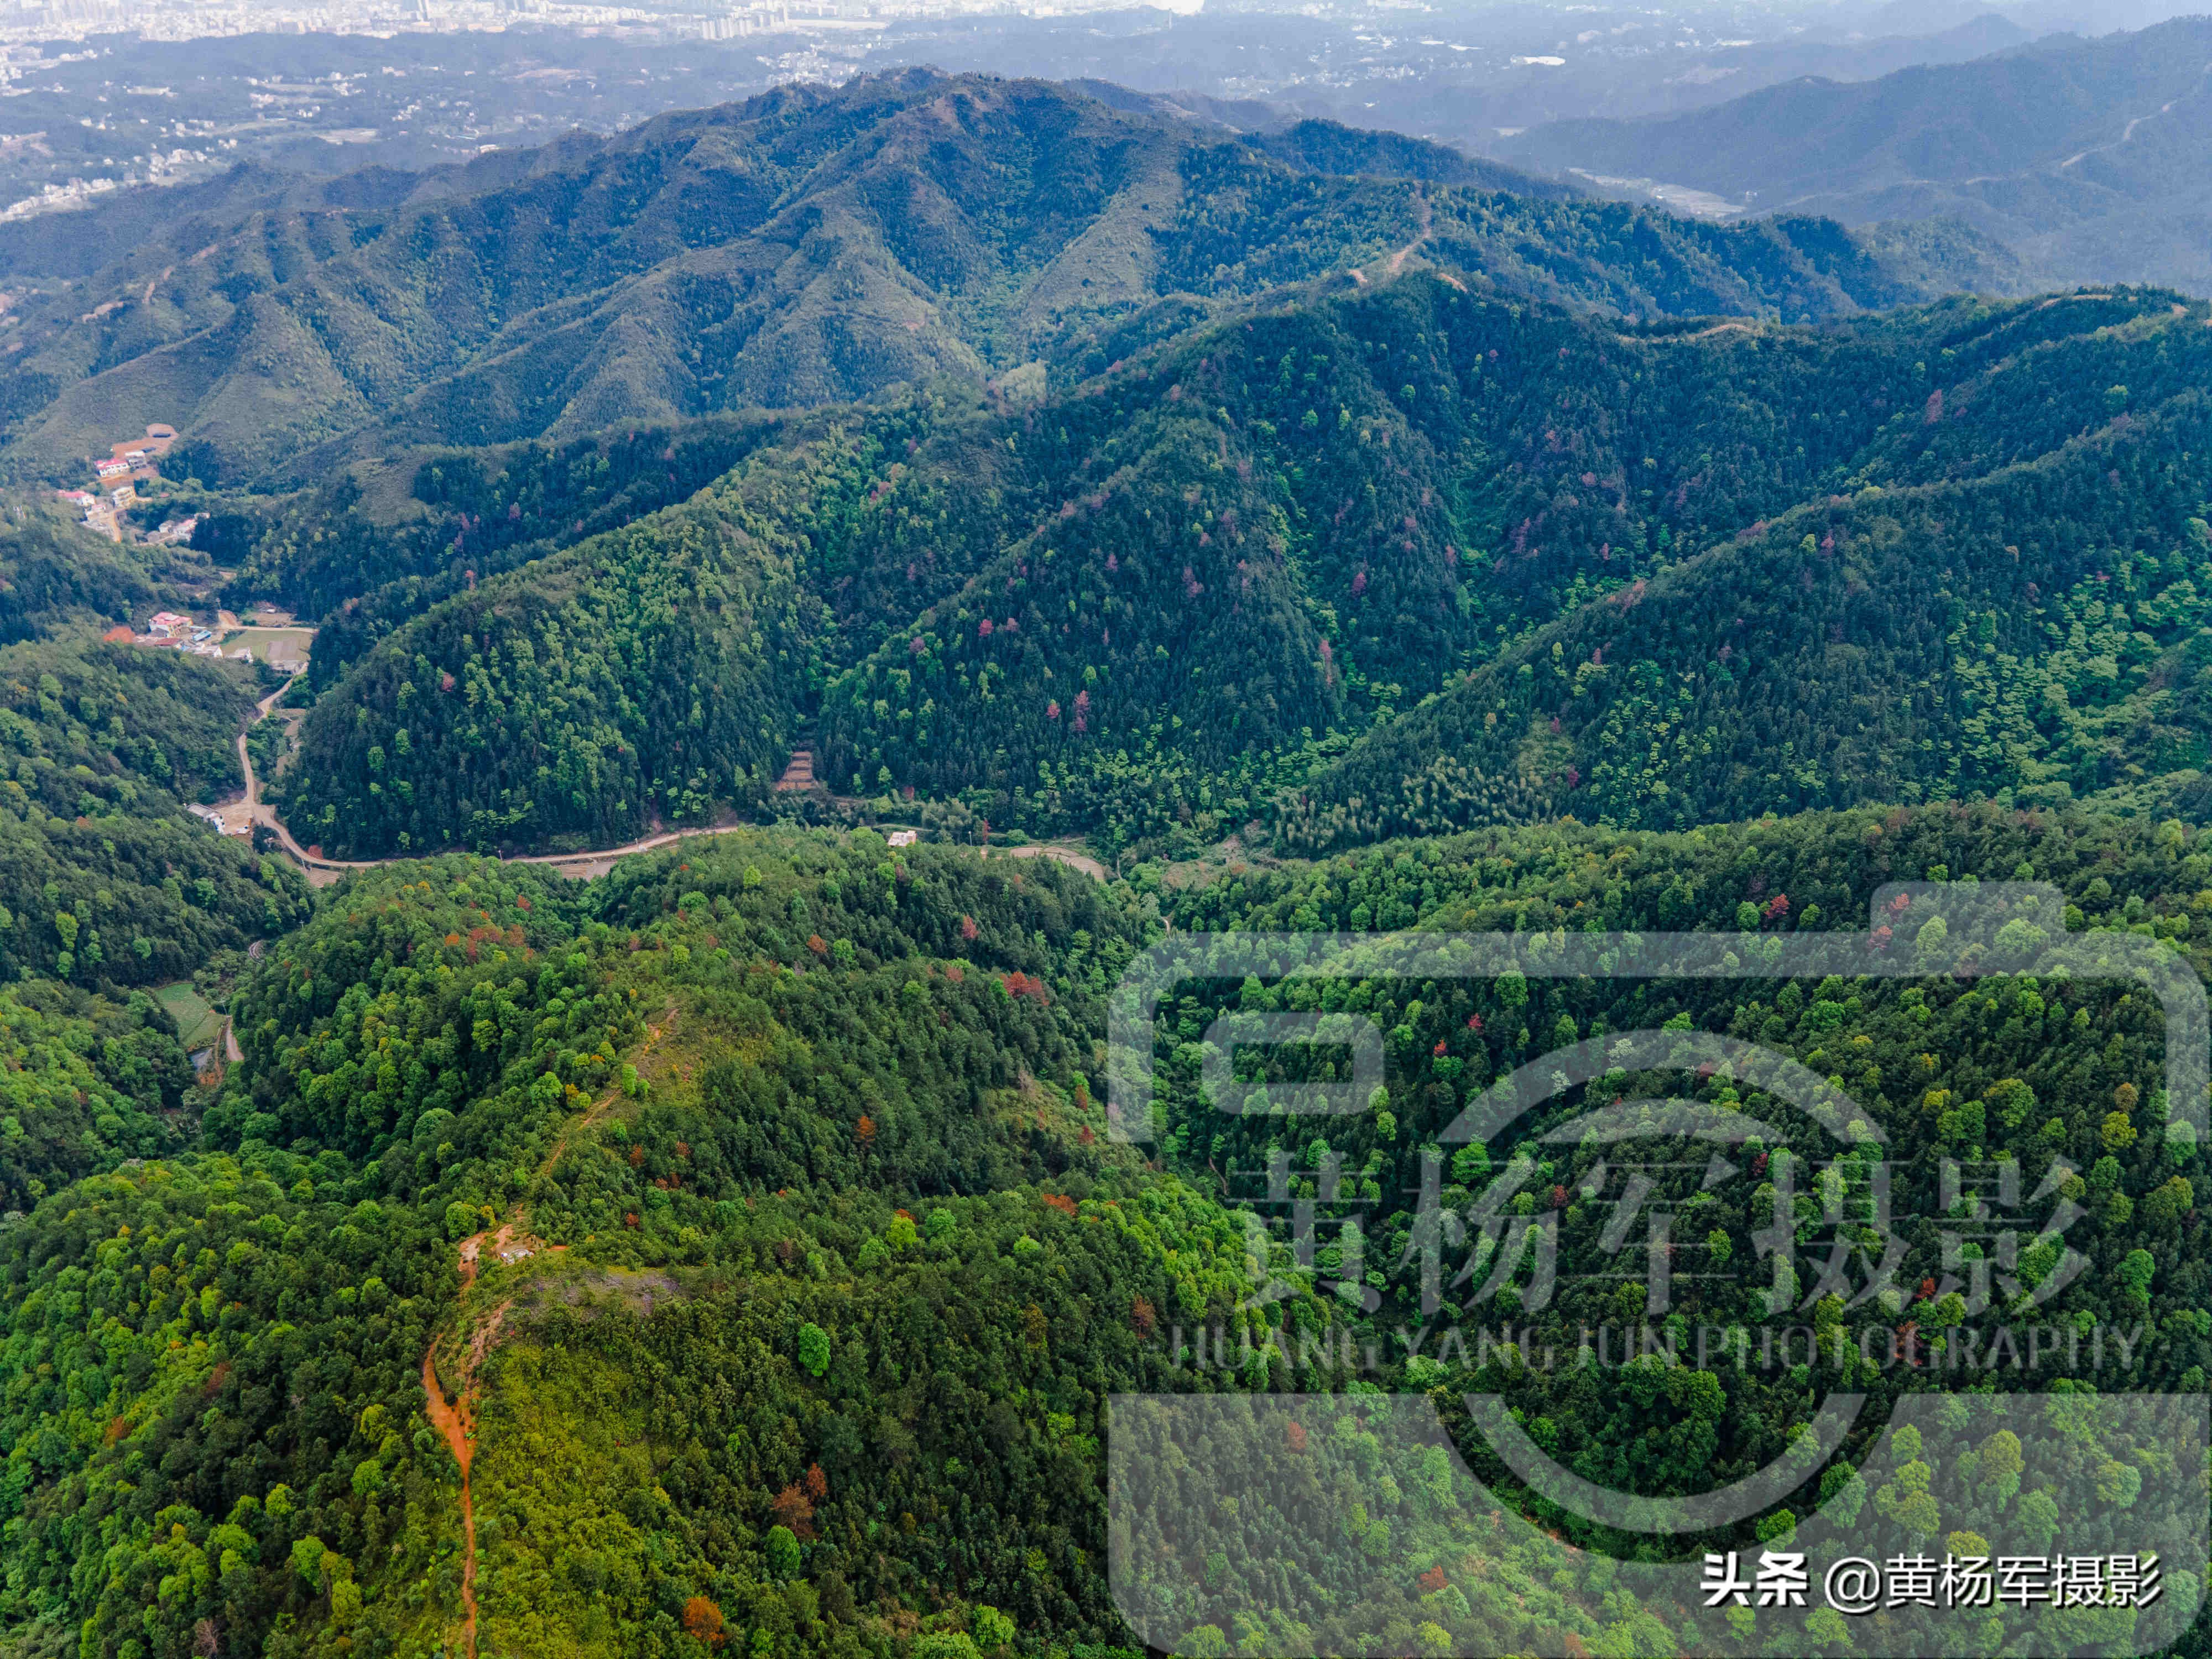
[2058,64,2207,169]
[537,1001,679,1180]
[420,1338,478,1659]
[1348,186,1434,289]
[423,1234,485,1659]
[416,1014,674,1658]
[1615,318,1761,345]
[1386,185,1433,276]
[233,671,298,812]
[421,1223,536,1659]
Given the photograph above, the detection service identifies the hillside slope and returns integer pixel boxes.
[276,478,827,857]
[1284,290,2212,850]
[7,809,2209,1657]
[277,268,1971,858]
[279,275,2212,863]
[0,838,1293,1658]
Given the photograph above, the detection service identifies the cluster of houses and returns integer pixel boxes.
[55,426,180,540]
[56,484,128,534]
[107,611,242,661]
[103,609,311,674]
[56,487,194,543]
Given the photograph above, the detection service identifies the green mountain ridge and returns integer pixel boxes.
[278,465,825,855]
[2,71,1997,492]
[1285,288,2212,851]
[269,260,2212,865]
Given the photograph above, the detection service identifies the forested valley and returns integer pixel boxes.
[253,273,2212,868]
[2,64,2210,1659]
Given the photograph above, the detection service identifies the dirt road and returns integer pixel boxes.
[233,681,795,884]
[232,692,1108,889]
[420,1342,478,1659]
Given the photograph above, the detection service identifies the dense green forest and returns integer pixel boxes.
[1285,295,2212,850]
[0,837,1290,1658]
[267,263,2212,864]
[197,412,795,688]
[0,633,314,988]
[2,636,249,811]
[270,490,821,855]
[0,977,196,1210]
[0,508,158,644]
[5,810,2210,1658]
[8,67,2212,1659]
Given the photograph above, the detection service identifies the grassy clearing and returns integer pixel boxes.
[153,980,222,1051]
[218,627,314,663]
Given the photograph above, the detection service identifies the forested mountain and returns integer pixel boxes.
[213,412,794,663]
[9,69,2212,1659]
[0,620,313,990]
[0,977,197,1211]
[1285,287,2212,851]
[267,263,2212,864]
[0,150,557,284]
[2,837,1287,1658]
[0,507,316,1277]
[6,808,2208,1658]
[0,72,1990,490]
[1495,15,2212,295]
[278,473,824,855]
[0,505,159,644]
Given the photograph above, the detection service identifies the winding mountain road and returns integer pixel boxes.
[231,684,1105,884]
[233,674,770,880]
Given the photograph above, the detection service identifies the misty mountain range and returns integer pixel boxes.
[1494,14,2212,293]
